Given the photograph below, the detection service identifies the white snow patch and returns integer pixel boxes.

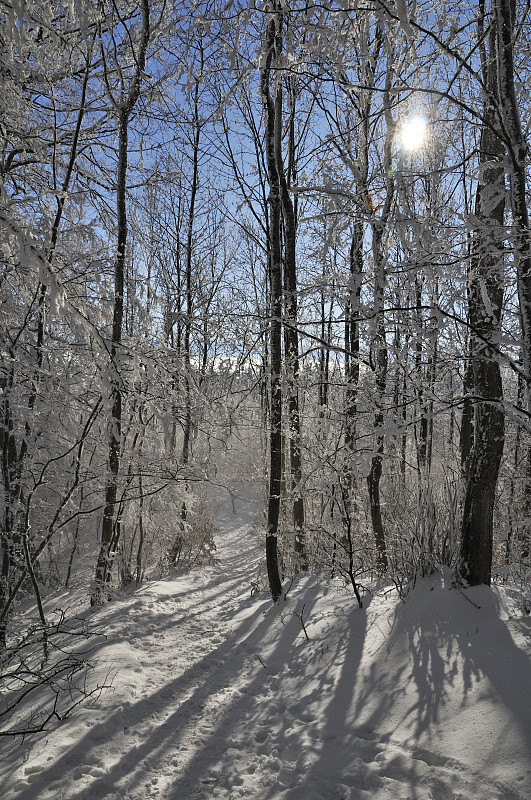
[1,485,530,800]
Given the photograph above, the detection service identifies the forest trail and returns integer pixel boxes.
[2,481,531,800]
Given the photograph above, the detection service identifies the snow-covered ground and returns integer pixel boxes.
[2,482,531,800]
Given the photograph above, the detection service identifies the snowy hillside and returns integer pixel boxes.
[1,484,530,800]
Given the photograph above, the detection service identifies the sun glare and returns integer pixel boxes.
[400,116,427,151]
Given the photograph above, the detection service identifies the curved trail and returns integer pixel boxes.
[3,483,531,800]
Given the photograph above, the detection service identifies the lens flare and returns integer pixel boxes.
[400,116,427,151]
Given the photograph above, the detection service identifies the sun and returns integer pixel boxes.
[400,116,428,151]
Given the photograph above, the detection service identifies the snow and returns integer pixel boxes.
[1,483,531,800]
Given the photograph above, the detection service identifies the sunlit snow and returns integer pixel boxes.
[1,483,530,800]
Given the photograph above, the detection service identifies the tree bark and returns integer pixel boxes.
[343,218,363,522]
[91,0,150,604]
[460,7,505,586]
[366,63,394,572]
[494,0,531,406]
[279,81,307,569]
[261,4,284,601]
[169,43,203,562]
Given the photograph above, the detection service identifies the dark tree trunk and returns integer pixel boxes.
[366,67,394,572]
[367,253,389,572]
[460,363,504,585]
[261,4,284,601]
[460,9,505,586]
[343,218,363,520]
[170,45,203,559]
[92,105,128,605]
[460,349,475,478]
[276,49,306,568]
[494,0,531,400]
[91,0,150,604]
[341,20,381,547]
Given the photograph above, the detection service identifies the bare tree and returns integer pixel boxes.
[92,0,151,604]
[460,2,506,586]
[261,1,285,601]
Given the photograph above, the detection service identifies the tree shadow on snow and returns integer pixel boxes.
[348,577,531,797]
[278,597,369,800]
[5,583,320,800]
[163,582,326,800]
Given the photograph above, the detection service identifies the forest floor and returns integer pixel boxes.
[1,479,531,800]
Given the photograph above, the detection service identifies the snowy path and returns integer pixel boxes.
[2,483,531,800]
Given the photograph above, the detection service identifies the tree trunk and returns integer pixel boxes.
[170,44,203,560]
[494,0,531,403]
[343,218,363,523]
[367,229,389,571]
[261,4,284,601]
[460,348,475,478]
[92,104,128,605]
[460,8,505,586]
[91,0,150,604]
[366,65,394,572]
[318,276,333,412]
[280,84,306,569]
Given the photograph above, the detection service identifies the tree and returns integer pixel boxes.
[91,0,151,604]
[282,72,307,570]
[0,0,106,640]
[261,1,284,601]
[460,2,507,586]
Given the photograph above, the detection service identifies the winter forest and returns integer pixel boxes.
[1,0,531,798]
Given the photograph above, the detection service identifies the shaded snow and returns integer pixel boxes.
[1,483,530,800]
